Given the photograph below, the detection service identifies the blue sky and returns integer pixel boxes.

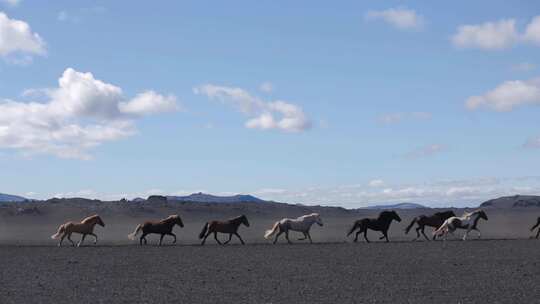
[1,1,540,207]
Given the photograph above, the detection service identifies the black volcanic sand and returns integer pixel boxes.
[0,240,539,303]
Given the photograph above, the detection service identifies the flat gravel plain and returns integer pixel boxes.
[0,239,539,304]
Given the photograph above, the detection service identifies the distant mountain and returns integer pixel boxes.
[363,202,428,210]
[166,192,266,203]
[0,193,27,202]
[480,195,540,208]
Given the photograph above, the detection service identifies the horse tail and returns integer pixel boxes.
[128,224,142,240]
[433,220,449,236]
[51,224,65,239]
[404,217,417,234]
[264,221,280,239]
[198,222,209,239]
[347,220,361,237]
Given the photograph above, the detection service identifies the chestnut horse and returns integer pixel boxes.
[531,217,540,239]
[51,214,105,247]
[199,215,250,245]
[128,215,184,246]
[347,211,401,243]
[404,210,456,241]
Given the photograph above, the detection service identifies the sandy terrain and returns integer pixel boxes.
[0,240,539,304]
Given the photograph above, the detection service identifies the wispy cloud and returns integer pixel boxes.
[466,78,540,111]
[365,7,423,30]
[379,112,432,124]
[404,144,447,159]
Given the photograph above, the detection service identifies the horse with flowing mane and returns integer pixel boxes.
[531,217,540,239]
[128,215,184,246]
[433,210,488,240]
[264,213,323,244]
[347,211,401,243]
[404,210,456,241]
[199,215,250,245]
[51,214,105,247]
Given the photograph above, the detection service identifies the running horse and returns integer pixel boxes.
[347,211,401,243]
[198,215,250,245]
[433,210,488,240]
[264,213,323,244]
[531,217,540,239]
[51,214,105,247]
[128,215,184,246]
[404,210,456,241]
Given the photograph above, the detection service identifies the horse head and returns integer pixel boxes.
[95,215,105,227]
[313,213,324,226]
[240,215,250,227]
[476,210,488,221]
[169,215,184,227]
[383,210,401,222]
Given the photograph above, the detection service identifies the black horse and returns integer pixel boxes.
[531,217,540,239]
[347,211,402,243]
[404,211,456,241]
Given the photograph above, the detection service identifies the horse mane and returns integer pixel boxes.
[81,214,100,223]
[378,211,394,218]
[161,215,179,223]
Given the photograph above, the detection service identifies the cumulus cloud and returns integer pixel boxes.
[0,68,179,159]
[466,78,540,111]
[0,12,45,60]
[194,84,311,132]
[365,7,423,30]
[452,15,540,50]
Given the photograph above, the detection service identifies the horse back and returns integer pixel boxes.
[142,221,173,234]
[209,220,239,233]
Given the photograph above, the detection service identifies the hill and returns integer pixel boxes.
[0,193,27,202]
[480,195,540,208]
[166,192,266,203]
[363,202,428,210]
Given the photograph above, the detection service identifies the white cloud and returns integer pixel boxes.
[0,12,45,59]
[259,82,274,93]
[524,136,540,149]
[365,7,423,30]
[194,84,311,132]
[466,78,540,111]
[524,15,540,45]
[1,0,21,7]
[0,68,179,159]
[379,112,431,124]
[452,19,518,50]
[405,144,446,159]
[368,179,385,187]
[511,62,536,72]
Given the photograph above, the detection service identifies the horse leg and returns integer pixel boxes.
[474,228,481,239]
[273,230,283,244]
[383,231,389,242]
[201,232,210,246]
[463,228,471,241]
[298,232,307,241]
[285,230,292,244]
[59,233,66,247]
[234,232,245,245]
[535,228,540,239]
[139,234,145,246]
[306,231,313,243]
[224,234,233,245]
[363,230,370,243]
[67,233,75,247]
[78,234,86,247]
[414,226,421,241]
[354,231,360,242]
[213,232,222,245]
[90,233,98,244]
[167,232,177,244]
[159,234,165,246]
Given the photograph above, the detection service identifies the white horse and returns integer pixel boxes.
[433,210,488,241]
[264,213,323,244]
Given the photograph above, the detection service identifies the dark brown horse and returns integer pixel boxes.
[347,211,401,243]
[531,217,540,239]
[404,211,456,241]
[128,215,184,246]
[199,215,250,245]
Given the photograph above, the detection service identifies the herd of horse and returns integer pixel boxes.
[50,210,540,247]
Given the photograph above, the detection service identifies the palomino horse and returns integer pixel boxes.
[404,211,456,241]
[433,210,488,241]
[128,215,184,246]
[264,213,323,244]
[51,214,105,247]
[199,215,250,245]
[531,217,540,239]
[347,211,401,243]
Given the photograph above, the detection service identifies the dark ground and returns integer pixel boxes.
[0,239,539,304]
